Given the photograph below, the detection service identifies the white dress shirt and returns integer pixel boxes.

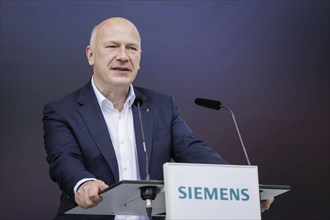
[93,82,140,181]
[74,78,146,220]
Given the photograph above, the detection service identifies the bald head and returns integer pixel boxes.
[85,17,142,94]
[89,17,141,48]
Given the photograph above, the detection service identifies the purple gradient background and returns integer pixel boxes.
[0,1,329,219]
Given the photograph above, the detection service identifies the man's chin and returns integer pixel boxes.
[108,79,134,88]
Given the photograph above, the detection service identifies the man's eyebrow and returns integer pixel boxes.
[104,41,139,46]
[104,41,119,44]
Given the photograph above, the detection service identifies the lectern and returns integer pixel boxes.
[66,163,290,219]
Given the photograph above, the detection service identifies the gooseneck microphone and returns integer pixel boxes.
[134,96,150,180]
[194,98,222,110]
[134,96,157,220]
[194,98,251,166]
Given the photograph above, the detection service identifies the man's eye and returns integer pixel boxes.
[107,45,117,48]
[128,47,137,51]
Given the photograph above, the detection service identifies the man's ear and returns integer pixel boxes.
[86,46,94,66]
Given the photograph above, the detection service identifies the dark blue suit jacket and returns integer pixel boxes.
[43,81,228,219]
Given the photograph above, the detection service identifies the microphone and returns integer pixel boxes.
[194,98,222,110]
[194,98,251,166]
[134,96,157,220]
[134,96,150,180]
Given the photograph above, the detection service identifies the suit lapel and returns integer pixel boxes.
[133,89,154,180]
[76,82,119,181]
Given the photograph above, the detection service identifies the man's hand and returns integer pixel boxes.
[75,180,109,208]
[260,197,275,212]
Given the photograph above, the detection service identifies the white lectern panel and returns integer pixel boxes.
[164,163,261,220]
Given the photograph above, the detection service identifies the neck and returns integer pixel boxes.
[104,90,128,111]
[93,78,129,112]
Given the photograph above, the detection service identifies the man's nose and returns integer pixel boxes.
[116,47,129,61]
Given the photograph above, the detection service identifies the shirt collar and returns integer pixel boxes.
[91,77,136,109]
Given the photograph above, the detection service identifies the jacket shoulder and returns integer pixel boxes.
[44,81,92,106]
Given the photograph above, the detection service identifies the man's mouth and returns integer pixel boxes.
[111,67,130,71]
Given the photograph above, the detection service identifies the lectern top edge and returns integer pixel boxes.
[100,180,164,194]
[259,184,290,191]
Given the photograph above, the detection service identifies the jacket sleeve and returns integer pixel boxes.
[43,101,95,200]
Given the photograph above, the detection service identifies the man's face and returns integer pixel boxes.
[86,19,141,91]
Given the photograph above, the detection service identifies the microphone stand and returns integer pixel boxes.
[221,106,251,166]
[135,97,159,220]
[194,98,252,166]
[140,185,158,219]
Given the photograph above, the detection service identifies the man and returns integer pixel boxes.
[43,17,273,220]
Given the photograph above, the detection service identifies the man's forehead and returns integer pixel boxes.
[98,31,140,46]
[98,22,140,42]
